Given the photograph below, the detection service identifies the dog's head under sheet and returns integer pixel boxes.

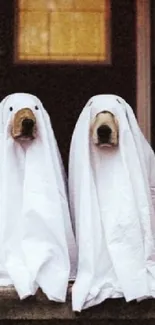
[0,93,45,141]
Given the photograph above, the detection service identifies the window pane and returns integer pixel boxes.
[75,0,105,10]
[16,0,111,63]
[18,12,48,57]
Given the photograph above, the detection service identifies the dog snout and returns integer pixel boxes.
[11,108,37,141]
[22,118,34,129]
[97,125,112,143]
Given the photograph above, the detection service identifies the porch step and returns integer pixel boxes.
[0,287,155,324]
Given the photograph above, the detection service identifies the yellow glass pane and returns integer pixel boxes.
[75,13,104,55]
[28,0,49,10]
[19,0,75,11]
[16,0,110,62]
[50,13,75,55]
[18,12,48,55]
[75,0,105,11]
[49,12,105,58]
[18,12,26,55]
[19,0,49,10]
[48,0,74,11]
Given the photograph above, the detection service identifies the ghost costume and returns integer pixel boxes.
[69,94,155,311]
[0,93,77,301]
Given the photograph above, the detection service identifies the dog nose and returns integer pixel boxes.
[97,125,112,139]
[22,118,34,128]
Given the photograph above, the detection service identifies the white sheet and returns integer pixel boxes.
[69,94,155,311]
[0,93,77,301]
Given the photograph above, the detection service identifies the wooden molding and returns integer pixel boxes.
[136,0,151,142]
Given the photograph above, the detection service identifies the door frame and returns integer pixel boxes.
[136,0,151,142]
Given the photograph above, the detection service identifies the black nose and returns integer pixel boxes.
[22,118,34,129]
[97,125,112,143]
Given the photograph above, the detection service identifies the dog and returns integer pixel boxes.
[91,110,119,147]
[11,108,37,141]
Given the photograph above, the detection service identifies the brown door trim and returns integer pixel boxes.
[136,0,151,142]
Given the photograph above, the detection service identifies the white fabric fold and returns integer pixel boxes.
[0,93,77,301]
[69,94,155,311]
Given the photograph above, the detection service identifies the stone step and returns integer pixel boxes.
[0,286,155,324]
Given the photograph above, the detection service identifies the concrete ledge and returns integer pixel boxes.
[0,286,155,320]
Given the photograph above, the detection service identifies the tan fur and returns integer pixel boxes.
[11,108,36,139]
[90,111,119,147]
